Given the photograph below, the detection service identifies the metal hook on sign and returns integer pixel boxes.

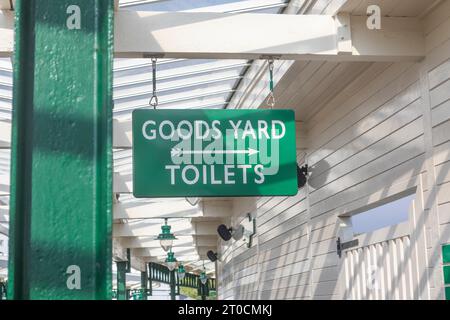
[149,58,159,109]
[149,96,159,109]
[267,92,275,109]
[266,59,275,109]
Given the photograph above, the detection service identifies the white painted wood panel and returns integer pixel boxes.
[428,58,450,90]
[307,62,413,144]
[430,79,450,108]
[309,136,425,205]
[259,227,309,252]
[258,207,308,238]
[257,190,306,227]
[431,100,450,127]
[343,235,416,300]
[308,109,423,190]
[306,62,391,129]
[436,162,450,186]
[434,141,450,166]
[308,63,420,165]
[259,272,310,293]
[310,156,425,218]
[259,215,308,244]
[424,4,450,53]
[433,120,450,147]
[216,0,450,300]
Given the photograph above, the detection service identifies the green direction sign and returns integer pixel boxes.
[9,0,113,299]
[133,109,298,197]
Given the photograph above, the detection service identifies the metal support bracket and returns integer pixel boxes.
[143,53,165,59]
[335,13,353,55]
[297,164,308,189]
[8,0,114,299]
[126,248,131,273]
[336,237,359,258]
[259,54,282,60]
[242,213,256,248]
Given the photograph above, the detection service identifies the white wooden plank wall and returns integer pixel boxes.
[343,236,415,300]
[428,6,450,240]
[216,0,450,300]
[422,0,450,300]
[216,0,336,300]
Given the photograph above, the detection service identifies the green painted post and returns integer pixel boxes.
[116,261,127,301]
[198,279,207,300]
[0,282,5,300]
[133,109,298,198]
[148,263,153,296]
[126,249,131,273]
[141,271,148,300]
[170,270,176,301]
[8,0,114,300]
[201,284,207,301]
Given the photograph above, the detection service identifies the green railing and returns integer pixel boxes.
[0,281,7,300]
[148,262,171,284]
[112,289,152,300]
[112,262,216,300]
[149,262,216,290]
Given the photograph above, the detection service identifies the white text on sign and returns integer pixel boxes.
[141,119,285,186]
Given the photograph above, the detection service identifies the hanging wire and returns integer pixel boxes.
[266,59,275,109]
[149,58,159,109]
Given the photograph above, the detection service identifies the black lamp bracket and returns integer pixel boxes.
[298,164,308,176]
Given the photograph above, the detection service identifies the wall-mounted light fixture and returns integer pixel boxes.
[186,197,200,206]
[207,250,218,262]
[165,250,178,271]
[177,263,186,280]
[199,263,208,285]
[217,224,244,242]
[242,213,256,248]
[297,164,308,189]
[157,218,177,252]
[217,213,256,248]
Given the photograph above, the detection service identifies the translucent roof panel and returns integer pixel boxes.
[113,59,247,117]
[0,0,291,275]
[0,58,12,121]
[120,0,289,13]
[0,58,12,185]
[112,0,289,272]
[113,0,289,120]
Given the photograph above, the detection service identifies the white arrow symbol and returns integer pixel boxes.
[171,148,259,157]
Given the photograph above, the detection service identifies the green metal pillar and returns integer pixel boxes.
[116,261,127,301]
[141,270,148,300]
[170,270,176,301]
[201,285,207,301]
[198,280,208,301]
[8,0,114,300]
[0,282,6,300]
[148,263,153,296]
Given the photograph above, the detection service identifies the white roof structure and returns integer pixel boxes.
[0,0,291,278]
[0,0,435,282]
[112,0,292,277]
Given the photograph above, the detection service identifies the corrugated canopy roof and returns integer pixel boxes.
[0,0,291,277]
